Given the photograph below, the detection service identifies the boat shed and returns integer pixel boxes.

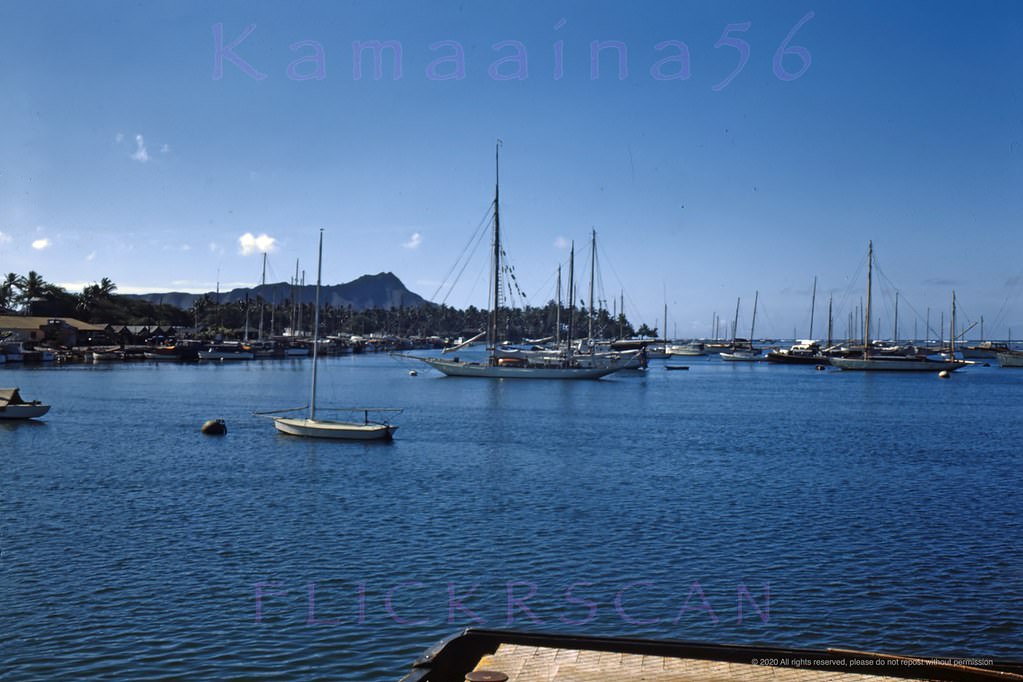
[0,316,110,346]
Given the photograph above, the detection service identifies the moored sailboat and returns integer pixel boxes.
[720,290,763,361]
[259,230,400,440]
[767,276,831,365]
[830,242,965,372]
[996,349,1023,368]
[415,144,630,380]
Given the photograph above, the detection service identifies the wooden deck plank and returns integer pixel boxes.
[472,644,917,682]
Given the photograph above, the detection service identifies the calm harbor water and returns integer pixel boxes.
[3,354,1022,679]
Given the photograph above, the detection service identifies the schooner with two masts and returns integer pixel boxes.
[417,144,630,379]
[830,241,965,372]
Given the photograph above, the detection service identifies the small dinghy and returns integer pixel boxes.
[0,388,50,420]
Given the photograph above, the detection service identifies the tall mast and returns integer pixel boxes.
[894,290,899,344]
[950,291,956,356]
[663,300,668,343]
[620,290,624,339]
[588,228,596,345]
[749,290,759,351]
[827,295,833,348]
[258,252,267,341]
[863,241,873,358]
[731,297,741,346]
[299,271,305,335]
[489,142,502,355]
[292,259,299,336]
[215,269,221,330]
[309,229,323,421]
[809,276,817,339]
[567,241,575,349]
[555,265,562,345]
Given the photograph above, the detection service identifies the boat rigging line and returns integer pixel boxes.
[429,201,495,305]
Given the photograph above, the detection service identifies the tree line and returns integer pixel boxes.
[0,271,654,340]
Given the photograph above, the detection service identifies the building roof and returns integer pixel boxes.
[0,315,108,332]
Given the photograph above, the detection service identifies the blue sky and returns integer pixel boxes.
[1,1,1021,338]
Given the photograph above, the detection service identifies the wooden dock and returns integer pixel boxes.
[401,629,1023,682]
[472,642,913,682]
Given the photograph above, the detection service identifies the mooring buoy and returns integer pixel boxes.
[201,419,227,435]
[938,370,950,379]
[815,364,826,371]
[409,369,418,376]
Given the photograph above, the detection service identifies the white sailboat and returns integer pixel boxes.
[720,290,762,361]
[996,350,1023,368]
[416,144,630,380]
[263,230,400,440]
[830,242,965,372]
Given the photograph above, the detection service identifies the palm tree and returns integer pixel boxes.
[76,284,99,315]
[96,277,117,298]
[0,284,14,312]
[18,271,51,314]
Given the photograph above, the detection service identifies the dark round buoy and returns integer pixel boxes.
[815,364,826,371]
[201,419,227,435]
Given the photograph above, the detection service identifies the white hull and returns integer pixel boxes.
[996,352,1023,368]
[273,417,396,440]
[719,351,762,362]
[666,343,706,356]
[418,356,622,379]
[830,356,964,371]
[0,404,50,419]
[143,352,179,361]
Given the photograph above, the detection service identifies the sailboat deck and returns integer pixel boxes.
[470,643,941,682]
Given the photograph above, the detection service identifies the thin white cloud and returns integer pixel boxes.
[115,132,124,143]
[181,244,191,251]
[403,232,423,249]
[131,134,149,162]
[553,236,570,249]
[0,231,11,244]
[208,242,223,254]
[31,238,51,250]
[85,250,96,261]
[238,232,277,255]
[56,281,93,292]
[160,144,170,154]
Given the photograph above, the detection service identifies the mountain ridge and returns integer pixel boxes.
[121,272,428,310]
